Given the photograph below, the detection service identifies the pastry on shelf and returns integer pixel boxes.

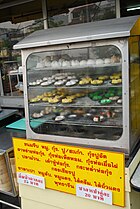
[65,79,78,86]
[79,76,92,85]
[41,80,55,86]
[111,78,122,85]
[36,62,44,68]
[32,110,45,119]
[66,95,76,100]
[110,73,121,80]
[109,96,120,101]
[48,97,60,104]
[93,116,100,122]
[29,79,42,86]
[98,75,109,80]
[30,94,43,102]
[105,92,115,98]
[75,92,86,98]
[111,55,121,63]
[62,60,71,67]
[100,99,112,104]
[79,60,87,66]
[44,61,51,67]
[42,97,48,102]
[62,98,73,104]
[44,107,52,114]
[67,114,78,120]
[55,115,65,121]
[54,80,66,86]
[87,59,96,65]
[71,60,80,66]
[96,59,104,65]
[104,58,111,64]
[117,99,122,104]
[91,95,103,101]
[91,79,103,85]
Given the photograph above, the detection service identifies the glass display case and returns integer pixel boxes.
[14,16,140,155]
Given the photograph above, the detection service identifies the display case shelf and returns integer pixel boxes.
[28,63,122,72]
[30,114,122,128]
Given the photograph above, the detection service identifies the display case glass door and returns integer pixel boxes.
[27,45,123,141]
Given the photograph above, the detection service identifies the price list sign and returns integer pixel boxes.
[13,138,125,207]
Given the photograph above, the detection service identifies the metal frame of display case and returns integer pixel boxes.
[14,16,140,156]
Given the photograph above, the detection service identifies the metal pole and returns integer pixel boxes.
[42,0,48,29]
[116,0,120,18]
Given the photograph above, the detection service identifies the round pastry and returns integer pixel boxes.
[111,79,122,85]
[87,59,96,65]
[44,61,51,67]
[62,61,71,67]
[42,77,48,81]
[111,55,121,63]
[55,115,65,121]
[75,92,85,98]
[42,97,48,102]
[36,62,44,68]
[80,60,87,66]
[98,75,109,80]
[51,61,59,68]
[54,80,66,86]
[65,79,78,86]
[100,99,112,104]
[30,97,41,103]
[92,95,102,101]
[62,98,73,104]
[117,99,122,104]
[93,116,100,122]
[67,75,76,80]
[29,81,38,86]
[99,115,106,122]
[55,75,66,80]
[109,96,119,101]
[96,59,104,65]
[105,92,115,98]
[41,80,54,86]
[66,95,76,100]
[104,58,111,64]
[110,75,121,80]
[71,60,80,66]
[32,112,44,119]
[67,114,77,119]
[45,107,52,114]
[91,79,103,85]
[79,77,92,85]
[48,97,59,104]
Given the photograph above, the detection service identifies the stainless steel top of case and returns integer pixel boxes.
[14,16,139,50]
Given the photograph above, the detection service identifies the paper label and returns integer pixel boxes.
[17,172,45,189]
[76,184,112,205]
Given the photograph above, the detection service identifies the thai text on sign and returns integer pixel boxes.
[13,138,125,207]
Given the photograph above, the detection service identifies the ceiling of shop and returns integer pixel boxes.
[0,0,139,24]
